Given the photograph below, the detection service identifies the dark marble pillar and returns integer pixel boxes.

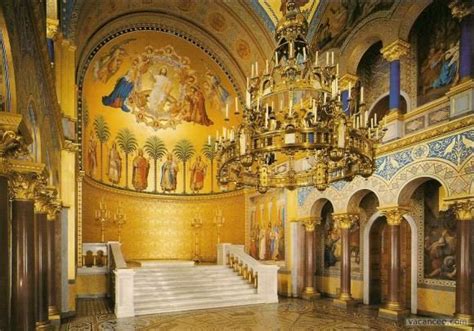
[302,218,320,300]
[0,176,9,330]
[452,200,474,324]
[333,213,358,308]
[47,195,61,318]
[34,196,50,329]
[378,207,409,320]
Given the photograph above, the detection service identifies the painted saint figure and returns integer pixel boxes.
[189,155,207,193]
[87,134,98,178]
[184,86,213,126]
[107,142,122,185]
[132,148,150,191]
[161,153,179,192]
[102,68,136,112]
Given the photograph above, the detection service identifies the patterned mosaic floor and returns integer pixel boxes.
[62,298,462,330]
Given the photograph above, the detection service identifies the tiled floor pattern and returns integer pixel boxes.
[63,298,460,330]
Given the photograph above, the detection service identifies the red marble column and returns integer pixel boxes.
[378,207,409,319]
[0,176,9,330]
[333,213,358,307]
[34,201,50,329]
[11,197,36,330]
[302,218,320,300]
[47,195,61,318]
[452,200,474,324]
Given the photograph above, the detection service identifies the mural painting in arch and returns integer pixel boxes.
[315,0,395,50]
[82,30,239,194]
[248,192,286,262]
[412,0,460,106]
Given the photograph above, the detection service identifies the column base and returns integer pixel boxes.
[378,303,409,321]
[454,313,474,326]
[35,320,51,330]
[302,287,320,300]
[333,294,357,309]
[48,305,60,316]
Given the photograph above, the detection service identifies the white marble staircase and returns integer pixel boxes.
[133,264,266,316]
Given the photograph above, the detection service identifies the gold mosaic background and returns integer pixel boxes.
[82,178,245,261]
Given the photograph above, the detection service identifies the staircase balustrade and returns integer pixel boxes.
[108,241,135,318]
[217,243,279,303]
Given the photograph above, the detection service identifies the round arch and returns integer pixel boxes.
[363,211,418,314]
[397,176,448,207]
[345,189,380,214]
[310,198,334,219]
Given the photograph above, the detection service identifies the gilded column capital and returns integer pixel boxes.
[8,160,45,201]
[45,187,62,221]
[449,0,473,20]
[381,40,410,62]
[378,206,410,226]
[0,113,32,159]
[450,199,474,221]
[339,73,358,90]
[46,18,59,39]
[63,140,80,153]
[332,213,359,229]
[301,216,321,232]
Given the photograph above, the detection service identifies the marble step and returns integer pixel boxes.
[134,279,248,290]
[134,276,245,286]
[134,270,236,279]
[134,287,257,302]
[134,274,241,283]
[134,282,253,294]
[134,266,233,275]
[134,294,266,316]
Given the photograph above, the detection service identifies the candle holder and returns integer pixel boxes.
[95,198,111,243]
[214,209,225,244]
[114,204,127,243]
[191,216,203,263]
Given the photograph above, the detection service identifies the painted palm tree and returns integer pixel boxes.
[202,138,217,193]
[116,128,138,189]
[173,139,195,194]
[93,116,110,181]
[144,136,167,192]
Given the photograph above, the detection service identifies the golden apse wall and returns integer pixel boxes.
[82,178,245,261]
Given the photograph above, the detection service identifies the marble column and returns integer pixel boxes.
[9,170,42,331]
[332,213,359,308]
[378,207,409,320]
[0,175,9,331]
[451,200,474,324]
[46,191,61,319]
[301,217,321,300]
[34,184,50,330]
[381,40,410,113]
[450,0,474,80]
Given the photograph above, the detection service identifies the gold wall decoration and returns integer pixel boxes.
[82,177,245,261]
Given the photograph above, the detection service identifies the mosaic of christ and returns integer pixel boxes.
[97,43,230,130]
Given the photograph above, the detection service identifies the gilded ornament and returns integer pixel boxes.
[0,130,30,159]
[449,0,473,20]
[9,171,40,200]
[380,40,410,62]
[450,200,474,221]
[302,216,321,232]
[332,213,359,229]
[378,206,410,226]
[46,18,59,39]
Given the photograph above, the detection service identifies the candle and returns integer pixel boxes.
[326,52,329,65]
[374,113,377,125]
[266,59,269,74]
[348,82,352,98]
[323,92,327,103]
[336,63,339,76]
[315,51,319,66]
[225,103,229,120]
[257,97,260,112]
[235,97,239,114]
[246,77,249,89]
[312,99,317,118]
[360,86,364,103]
[208,135,211,145]
[303,47,307,61]
[255,61,259,76]
[289,42,293,57]
[275,51,279,66]
[246,91,251,108]
[331,51,334,65]
[370,117,374,129]
[251,64,254,77]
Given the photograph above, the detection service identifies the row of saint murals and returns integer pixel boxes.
[87,117,217,193]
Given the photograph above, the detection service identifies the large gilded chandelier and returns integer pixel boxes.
[215,0,384,194]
